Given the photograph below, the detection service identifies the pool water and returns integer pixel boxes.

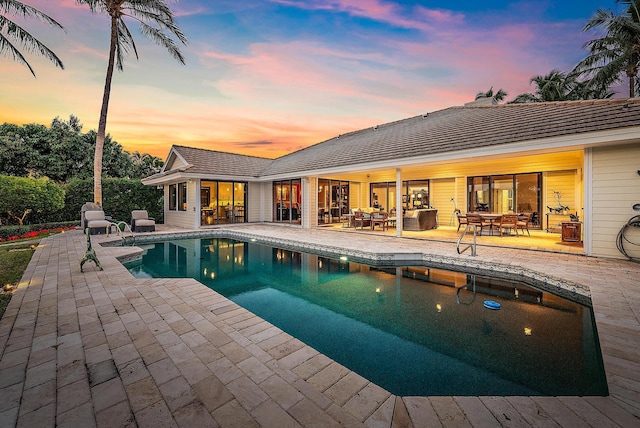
[127,237,608,396]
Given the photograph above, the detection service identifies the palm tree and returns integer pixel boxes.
[75,0,187,206]
[0,0,64,76]
[475,86,508,102]
[511,69,613,103]
[573,0,640,98]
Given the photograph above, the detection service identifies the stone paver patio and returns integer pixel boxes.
[0,224,639,427]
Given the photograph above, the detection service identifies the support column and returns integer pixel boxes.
[395,168,403,236]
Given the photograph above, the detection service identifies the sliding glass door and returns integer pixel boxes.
[318,179,349,224]
[200,181,246,225]
[273,179,302,224]
[467,173,541,226]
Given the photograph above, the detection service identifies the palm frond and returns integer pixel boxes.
[0,4,64,76]
[0,30,35,75]
[138,20,185,64]
[1,0,64,30]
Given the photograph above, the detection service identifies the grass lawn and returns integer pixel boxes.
[0,243,36,320]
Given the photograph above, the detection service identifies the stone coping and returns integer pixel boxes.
[101,229,591,305]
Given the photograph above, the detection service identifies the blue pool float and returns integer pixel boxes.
[483,300,501,310]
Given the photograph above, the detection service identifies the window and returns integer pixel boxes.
[178,182,187,211]
[370,180,429,212]
[169,182,188,211]
[169,184,177,210]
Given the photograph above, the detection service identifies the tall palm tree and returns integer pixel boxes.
[75,0,187,206]
[475,86,508,102]
[0,0,64,76]
[573,0,640,98]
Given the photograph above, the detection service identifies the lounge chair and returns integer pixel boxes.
[84,210,112,235]
[131,210,156,232]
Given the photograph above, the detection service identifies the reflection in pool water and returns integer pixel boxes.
[127,237,607,396]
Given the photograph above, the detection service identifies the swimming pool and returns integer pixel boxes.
[126,237,608,396]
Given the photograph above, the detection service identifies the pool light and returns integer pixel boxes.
[524,327,532,336]
[436,303,442,313]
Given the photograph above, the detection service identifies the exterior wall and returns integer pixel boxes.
[261,182,274,222]
[544,170,580,233]
[351,182,366,209]
[454,177,467,214]
[163,181,199,229]
[430,178,456,227]
[247,182,264,223]
[306,177,317,228]
[590,144,640,259]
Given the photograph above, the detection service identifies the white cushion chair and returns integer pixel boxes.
[83,210,112,235]
[131,210,156,232]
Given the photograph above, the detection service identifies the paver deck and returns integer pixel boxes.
[1,224,639,427]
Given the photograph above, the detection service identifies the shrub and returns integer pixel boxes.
[0,176,65,225]
[0,222,78,241]
[63,178,163,223]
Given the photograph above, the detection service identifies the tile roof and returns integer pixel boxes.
[261,98,640,176]
[148,99,640,181]
[145,145,273,181]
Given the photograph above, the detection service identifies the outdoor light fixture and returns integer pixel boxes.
[436,304,442,313]
[524,327,532,336]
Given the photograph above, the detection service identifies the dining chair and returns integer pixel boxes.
[498,214,520,236]
[517,213,532,236]
[465,213,486,235]
[455,209,467,232]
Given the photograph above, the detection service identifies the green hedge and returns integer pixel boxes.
[0,176,163,225]
[52,178,163,224]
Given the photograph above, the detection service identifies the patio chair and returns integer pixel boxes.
[371,211,389,231]
[517,213,532,236]
[465,213,488,235]
[455,209,467,232]
[131,210,156,232]
[84,210,112,235]
[498,214,519,236]
[388,208,397,227]
[353,210,370,229]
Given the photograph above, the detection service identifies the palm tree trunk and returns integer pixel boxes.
[629,74,636,98]
[94,17,118,206]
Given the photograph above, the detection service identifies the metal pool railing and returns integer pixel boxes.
[456,223,478,256]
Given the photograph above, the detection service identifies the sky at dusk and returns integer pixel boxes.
[0,0,625,160]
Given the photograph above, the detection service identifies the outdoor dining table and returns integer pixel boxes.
[477,213,502,236]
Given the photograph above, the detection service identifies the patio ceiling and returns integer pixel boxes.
[315,150,584,183]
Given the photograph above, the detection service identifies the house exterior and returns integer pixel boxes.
[141,98,640,260]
